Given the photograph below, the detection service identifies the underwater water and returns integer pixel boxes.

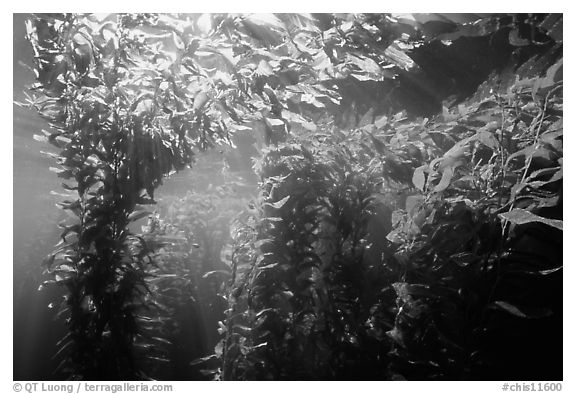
[13,14,255,379]
[13,13,562,381]
[13,13,65,380]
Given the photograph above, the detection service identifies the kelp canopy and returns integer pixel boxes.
[19,13,562,380]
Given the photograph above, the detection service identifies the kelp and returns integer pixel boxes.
[21,13,562,380]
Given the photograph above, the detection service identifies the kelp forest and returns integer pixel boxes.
[13,13,563,381]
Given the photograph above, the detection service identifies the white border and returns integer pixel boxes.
[4,4,572,392]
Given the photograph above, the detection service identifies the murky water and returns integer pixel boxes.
[13,14,257,379]
[14,13,562,381]
[13,13,65,380]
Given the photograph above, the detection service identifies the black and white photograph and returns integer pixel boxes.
[12,11,564,385]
